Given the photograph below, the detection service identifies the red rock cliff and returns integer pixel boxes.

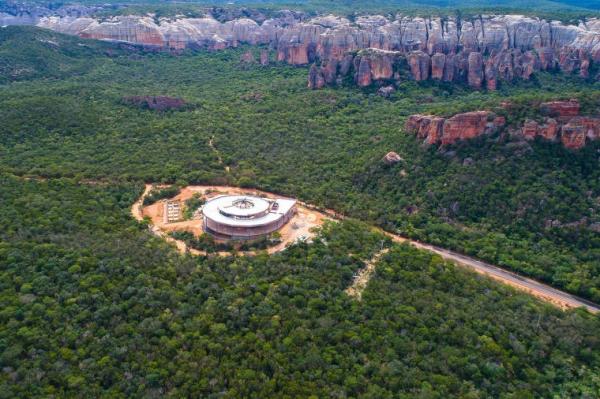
[406,99,600,150]
[406,111,503,146]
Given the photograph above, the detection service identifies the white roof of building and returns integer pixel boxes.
[203,195,296,227]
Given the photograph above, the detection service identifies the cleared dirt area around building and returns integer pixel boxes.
[132,184,330,256]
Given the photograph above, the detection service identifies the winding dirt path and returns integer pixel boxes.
[208,137,230,173]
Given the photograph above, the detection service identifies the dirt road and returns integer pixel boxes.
[132,184,599,313]
[384,232,600,313]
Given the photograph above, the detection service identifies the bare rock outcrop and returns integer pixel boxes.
[408,51,431,81]
[377,85,395,97]
[383,151,403,165]
[442,111,501,145]
[519,107,600,149]
[4,8,597,90]
[355,57,372,87]
[540,99,580,119]
[240,50,256,63]
[522,118,560,141]
[431,53,445,80]
[406,99,600,150]
[561,122,588,149]
[558,116,600,149]
[307,64,325,89]
[406,111,504,146]
[259,49,269,65]
[519,99,600,148]
[406,115,446,145]
[467,52,484,89]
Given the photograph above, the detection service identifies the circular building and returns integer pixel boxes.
[202,195,296,240]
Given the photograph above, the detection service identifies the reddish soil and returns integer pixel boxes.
[133,184,330,256]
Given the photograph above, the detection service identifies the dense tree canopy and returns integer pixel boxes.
[1,26,598,300]
[0,174,599,397]
[0,25,599,397]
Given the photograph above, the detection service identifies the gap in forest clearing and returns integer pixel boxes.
[345,248,390,300]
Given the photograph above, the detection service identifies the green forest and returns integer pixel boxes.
[1,26,599,301]
[1,174,600,397]
[1,24,600,396]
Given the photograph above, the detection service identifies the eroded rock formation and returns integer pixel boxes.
[259,49,270,65]
[540,99,580,119]
[307,64,325,89]
[406,100,600,150]
[406,112,504,146]
[2,5,599,90]
[240,50,256,63]
[519,100,600,149]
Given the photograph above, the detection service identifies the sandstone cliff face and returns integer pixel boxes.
[307,64,325,89]
[408,51,430,81]
[540,99,580,119]
[407,112,504,146]
[259,49,269,65]
[442,111,493,145]
[7,9,597,89]
[467,52,484,89]
[406,115,446,145]
[406,100,600,150]
[0,2,97,26]
[355,57,372,87]
[520,100,600,149]
[561,123,588,149]
[522,119,560,141]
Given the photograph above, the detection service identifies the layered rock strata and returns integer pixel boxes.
[3,6,600,89]
[406,100,600,150]
[406,112,505,146]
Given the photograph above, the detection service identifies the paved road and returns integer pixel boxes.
[385,233,600,314]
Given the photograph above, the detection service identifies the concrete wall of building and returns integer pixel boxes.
[205,205,295,240]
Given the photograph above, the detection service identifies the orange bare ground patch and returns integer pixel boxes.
[132,184,331,256]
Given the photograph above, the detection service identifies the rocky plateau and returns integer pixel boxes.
[2,3,600,90]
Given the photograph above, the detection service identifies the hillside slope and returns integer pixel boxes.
[1,26,599,302]
[0,25,131,83]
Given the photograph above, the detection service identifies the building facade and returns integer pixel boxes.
[202,195,296,240]
[163,200,182,223]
